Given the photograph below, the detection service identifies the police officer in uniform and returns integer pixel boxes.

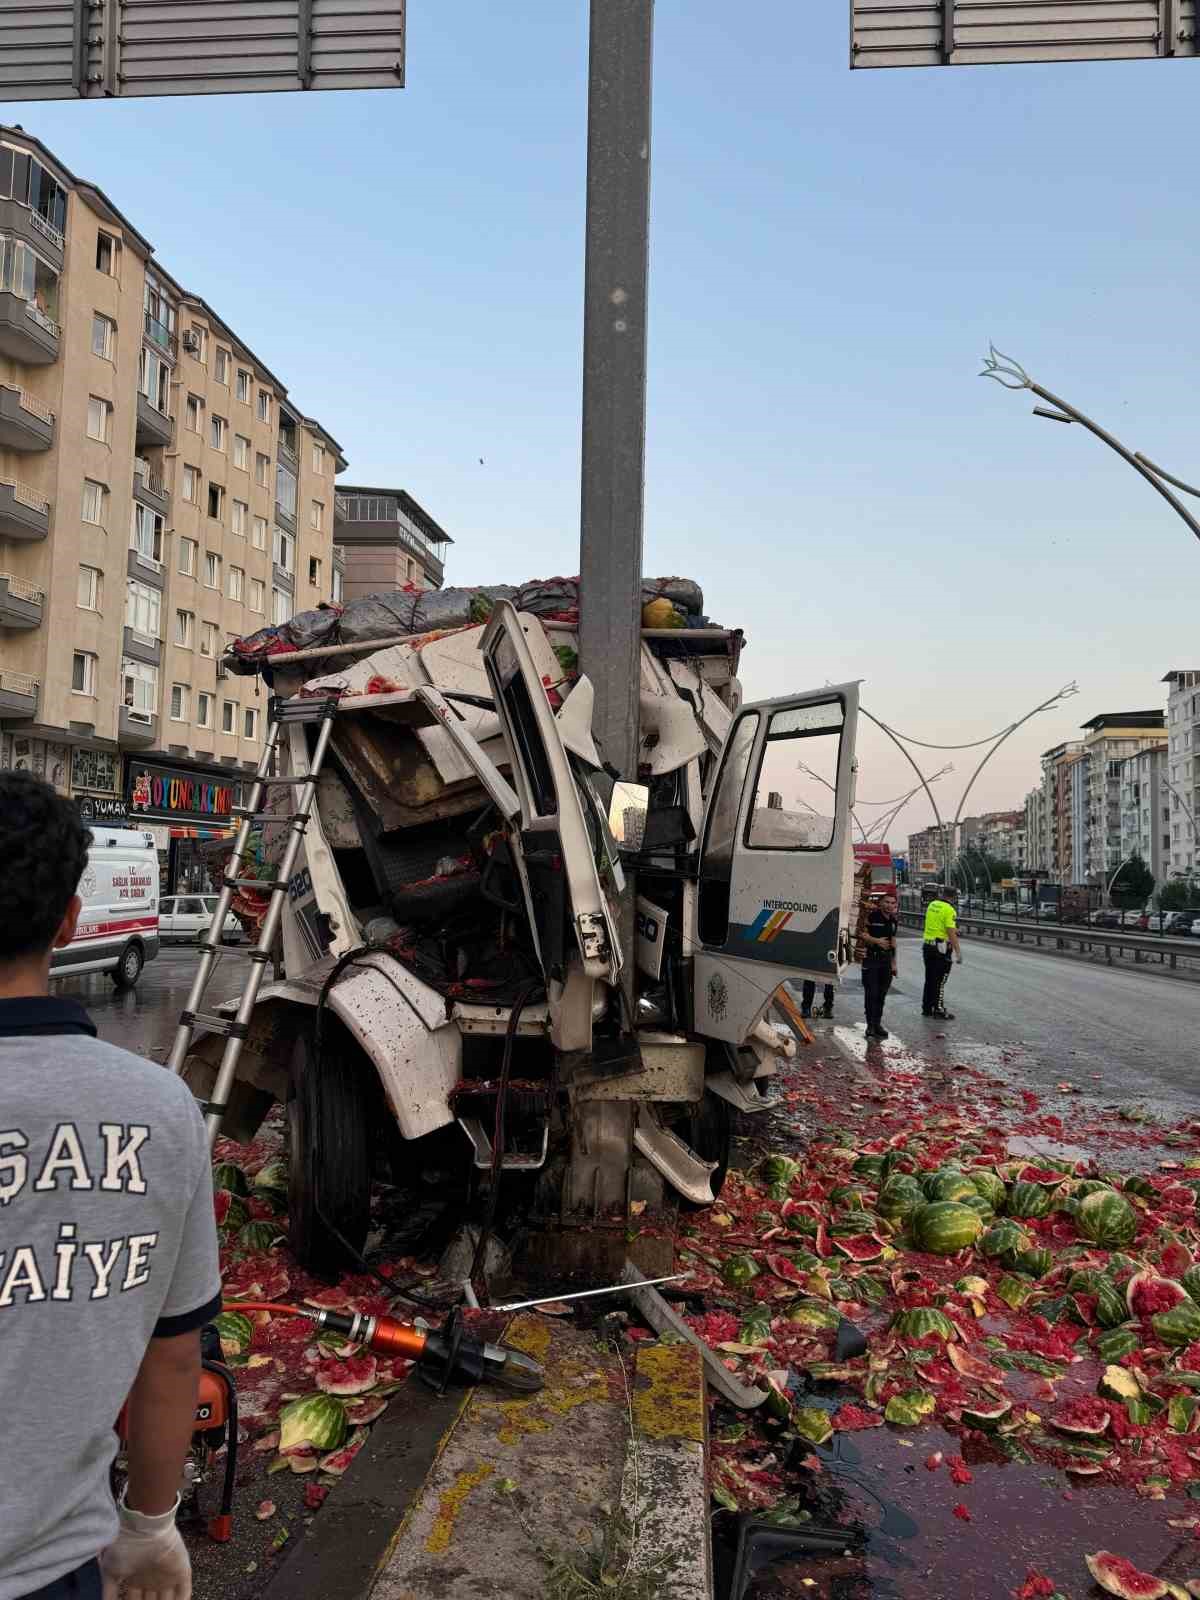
[922,886,961,1019]
[862,892,898,1040]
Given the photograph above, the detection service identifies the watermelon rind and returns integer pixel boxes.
[891,1307,957,1342]
[1050,1400,1110,1437]
[960,1398,1012,1431]
[979,1221,1032,1263]
[926,1171,978,1204]
[1126,1270,1188,1320]
[995,1275,1035,1310]
[213,1310,253,1358]
[1007,1180,1051,1220]
[316,1354,380,1396]
[279,1393,348,1454]
[792,1407,834,1446]
[1094,1328,1141,1363]
[1151,1300,1200,1348]
[1014,1248,1053,1279]
[969,1171,1007,1211]
[1084,1551,1167,1599]
[786,1300,842,1332]
[239,1220,285,1252]
[212,1161,249,1195]
[740,1310,774,1346]
[720,1253,761,1288]
[884,1390,936,1427]
[1181,1266,1200,1307]
[833,1234,884,1262]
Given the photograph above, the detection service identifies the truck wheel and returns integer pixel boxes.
[677,1090,731,1206]
[287,1028,372,1277]
[110,942,144,989]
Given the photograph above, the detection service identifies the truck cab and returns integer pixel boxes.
[186,596,859,1272]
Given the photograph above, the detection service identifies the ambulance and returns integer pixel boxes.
[50,827,160,988]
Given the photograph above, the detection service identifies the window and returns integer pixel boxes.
[221,700,236,735]
[207,483,224,520]
[231,500,248,537]
[332,566,343,604]
[255,452,270,488]
[257,390,271,424]
[308,556,321,587]
[25,157,67,236]
[272,588,290,626]
[77,566,102,611]
[252,515,267,550]
[72,651,97,696]
[249,578,265,613]
[200,621,218,657]
[186,394,203,432]
[233,434,250,470]
[91,313,115,359]
[276,462,297,519]
[175,608,194,648]
[170,684,190,722]
[143,272,176,355]
[126,579,161,640]
[310,500,324,532]
[138,346,170,414]
[96,233,117,275]
[178,537,197,577]
[0,233,60,322]
[746,699,846,852]
[197,691,212,729]
[81,478,106,527]
[204,552,220,589]
[228,565,244,602]
[210,415,226,452]
[274,528,292,571]
[86,396,112,443]
[236,368,251,403]
[182,464,200,504]
[215,348,230,385]
[122,659,158,723]
[243,707,258,740]
[130,504,164,565]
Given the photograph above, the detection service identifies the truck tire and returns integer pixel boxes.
[110,941,144,990]
[287,1028,372,1276]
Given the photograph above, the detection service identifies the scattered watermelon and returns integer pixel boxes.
[1094,1327,1141,1362]
[786,1300,842,1333]
[318,1429,367,1476]
[959,1398,1012,1431]
[765,1253,809,1285]
[721,1253,761,1287]
[891,1307,956,1342]
[1017,1164,1066,1186]
[1084,1552,1167,1600]
[1050,1397,1110,1437]
[1126,1270,1188,1320]
[925,1170,978,1204]
[315,1354,379,1396]
[1151,1300,1200,1348]
[278,1393,348,1453]
[345,1396,390,1426]
[238,1220,285,1252]
[1182,1266,1200,1307]
[1007,1180,1052,1220]
[1076,1190,1139,1248]
[912,1201,983,1255]
[969,1170,1007,1211]
[884,1390,936,1427]
[213,1311,253,1358]
[877,1175,924,1223]
[979,1221,1032,1262]
[792,1408,834,1445]
[832,1234,884,1262]
[212,1161,249,1195]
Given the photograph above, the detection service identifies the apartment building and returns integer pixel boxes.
[334,485,452,599]
[0,127,346,889]
[1040,741,1085,884]
[907,824,956,881]
[1078,712,1167,884]
[1024,784,1048,874]
[1118,743,1168,885]
[1162,669,1200,877]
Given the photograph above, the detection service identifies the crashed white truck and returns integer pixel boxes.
[186,579,860,1273]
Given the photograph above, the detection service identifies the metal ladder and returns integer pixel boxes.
[167,693,341,1146]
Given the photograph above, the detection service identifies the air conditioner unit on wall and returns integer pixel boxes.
[182,330,200,354]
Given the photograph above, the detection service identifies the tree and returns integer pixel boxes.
[1111,854,1154,908]
[1160,879,1200,912]
[984,855,1015,882]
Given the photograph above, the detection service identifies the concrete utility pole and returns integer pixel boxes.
[578,0,654,781]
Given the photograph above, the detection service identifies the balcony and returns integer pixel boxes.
[0,572,42,629]
[122,627,161,668]
[144,312,177,364]
[332,543,346,570]
[0,199,64,266]
[273,562,294,593]
[119,706,157,746]
[0,669,38,720]
[133,457,170,517]
[0,293,59,365]
[126,546,166,591]
[135,392,173,450]
[274,501,296,535]
[0,385,53,451]
[0,477,50,540]
[277,435,298,467]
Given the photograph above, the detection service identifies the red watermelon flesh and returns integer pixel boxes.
[315,1354,379,1396]
[832,1235,884,1262]
[213,1190,233,1227]
[1050,1397,1110,1437]
[814,1223,832,1259]
[1018,1165,1066,1185]
[318,1432,366,1476]
[345,1396,389,1426]
[1161,1240,1194,1278]
[765,1254,809,1286]
[1127,1272,1187,1320]
[1084,1552,1167,1599]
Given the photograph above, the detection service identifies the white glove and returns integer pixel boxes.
[101,1492,191,1600]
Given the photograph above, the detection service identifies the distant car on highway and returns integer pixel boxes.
[1166,912,1196,936]
[1145,912,1169,933]
[1189,916,1200,939]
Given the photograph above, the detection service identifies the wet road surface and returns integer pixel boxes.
[52,943,253,1062]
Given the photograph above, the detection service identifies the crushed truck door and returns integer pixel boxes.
[693,684,859,1044]
[478,602,622,988]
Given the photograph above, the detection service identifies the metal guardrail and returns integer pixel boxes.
[898,907,1200,968]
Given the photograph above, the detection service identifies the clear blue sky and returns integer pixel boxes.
[9,3,1197,843]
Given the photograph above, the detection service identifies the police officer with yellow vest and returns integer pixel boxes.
[922,887,962,1019]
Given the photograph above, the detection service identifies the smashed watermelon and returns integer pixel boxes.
[1050,1397,1110,1437]
[831,1234,884,1262]
[1084,1553,1167,1599]
[315,1353,379,1396]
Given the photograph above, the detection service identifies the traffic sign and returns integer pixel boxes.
[851,0,1196,70]
[0,0,404,101]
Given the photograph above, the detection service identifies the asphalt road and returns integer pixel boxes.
[824,929,1195,1120]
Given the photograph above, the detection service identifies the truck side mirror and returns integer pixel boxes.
[608,781,650,855]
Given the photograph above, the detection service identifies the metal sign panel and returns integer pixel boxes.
[851,0,1196,68]
[0,0,404,100]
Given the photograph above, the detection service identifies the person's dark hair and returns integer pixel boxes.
[0,771,91,960]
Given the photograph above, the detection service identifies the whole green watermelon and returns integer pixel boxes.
[912,1202,983,1255]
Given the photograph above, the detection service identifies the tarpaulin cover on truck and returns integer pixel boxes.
[224,575,709,675]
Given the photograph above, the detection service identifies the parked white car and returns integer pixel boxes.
[159,894,242,944]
